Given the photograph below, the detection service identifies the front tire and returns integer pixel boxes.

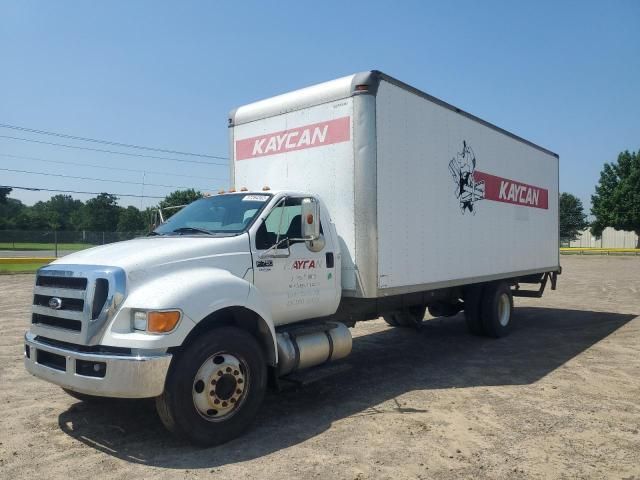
[156,326,267,446]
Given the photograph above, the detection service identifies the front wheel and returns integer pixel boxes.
[156,326,267,446]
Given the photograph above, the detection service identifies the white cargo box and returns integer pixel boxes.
[230,71,559,298]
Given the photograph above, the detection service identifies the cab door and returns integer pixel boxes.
[250,196,339,326]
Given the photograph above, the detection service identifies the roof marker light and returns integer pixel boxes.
[262,186,271,191]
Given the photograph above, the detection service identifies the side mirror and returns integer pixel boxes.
[301,198,320,241]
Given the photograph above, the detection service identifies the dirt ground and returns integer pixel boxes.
[1,256,638,479]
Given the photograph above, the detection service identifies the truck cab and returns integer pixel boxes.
[24,190,351,445]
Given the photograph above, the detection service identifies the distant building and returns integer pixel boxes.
[569,227,638,248]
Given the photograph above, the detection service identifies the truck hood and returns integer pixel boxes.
[51,235,251,273]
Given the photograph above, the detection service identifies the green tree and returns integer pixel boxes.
[0,187,12,204]
[78,193,122,231]
[591,150,640,247]
[117,206,145,232]
[13,209,50,230]
[0,197,25,229]
[31,195,84,230]
[159,189,203,220]
[559,193,589,243]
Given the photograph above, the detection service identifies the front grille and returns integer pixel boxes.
[36,275,87,290]
[92,278,109,319]
[32,272,89,335]
[32,313,82,332]
[33,294,84,311]
[30,265,125,346]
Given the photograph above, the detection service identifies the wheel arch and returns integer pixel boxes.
[177,306,277,366]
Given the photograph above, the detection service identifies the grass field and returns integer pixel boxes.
[0,261,50,273]
[0,242,93,251]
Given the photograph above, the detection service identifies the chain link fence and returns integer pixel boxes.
[0,230,147,258]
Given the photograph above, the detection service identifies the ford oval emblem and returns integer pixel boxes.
[48,297,63,310]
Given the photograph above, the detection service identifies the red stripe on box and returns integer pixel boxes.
[235,116,350,160]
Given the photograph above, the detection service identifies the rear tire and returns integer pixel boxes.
[156,326,267,446]
[383,306,426,328]
[481,282,514,338]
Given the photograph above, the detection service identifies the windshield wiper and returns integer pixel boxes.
[147,231,163,236]
[170,227,214,236]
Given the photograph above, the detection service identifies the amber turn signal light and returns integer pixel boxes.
[147,311,181,333]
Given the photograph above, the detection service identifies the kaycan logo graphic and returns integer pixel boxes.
[448,141,485,214]
[448,141,549,213]
[235,117,351,160]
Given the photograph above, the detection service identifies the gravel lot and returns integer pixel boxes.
[1,256,638,479]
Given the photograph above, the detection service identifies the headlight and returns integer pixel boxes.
[132,310,181,334]
[133,311,148,331]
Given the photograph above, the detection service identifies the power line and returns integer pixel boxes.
[0,135,228,166]
[1,184,164,199]
[0,122,226,159]
[0,152,226,180]
[0,153,228,182]
[0,167,214,190]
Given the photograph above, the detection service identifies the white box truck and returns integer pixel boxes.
[24,71,560,446]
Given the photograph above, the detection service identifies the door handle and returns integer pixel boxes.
[325,252,334,268]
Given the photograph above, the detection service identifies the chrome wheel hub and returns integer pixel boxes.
[192,353,247,421]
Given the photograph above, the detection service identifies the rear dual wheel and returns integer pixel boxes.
[464,281,513,338]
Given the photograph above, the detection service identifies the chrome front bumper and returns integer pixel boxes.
[24,332,172,398]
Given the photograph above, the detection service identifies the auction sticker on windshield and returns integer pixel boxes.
[242,195,270,202]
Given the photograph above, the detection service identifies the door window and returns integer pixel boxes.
[256,198,303,249]
[255,197,323,250]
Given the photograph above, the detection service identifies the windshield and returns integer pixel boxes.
[153,193,272,235]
